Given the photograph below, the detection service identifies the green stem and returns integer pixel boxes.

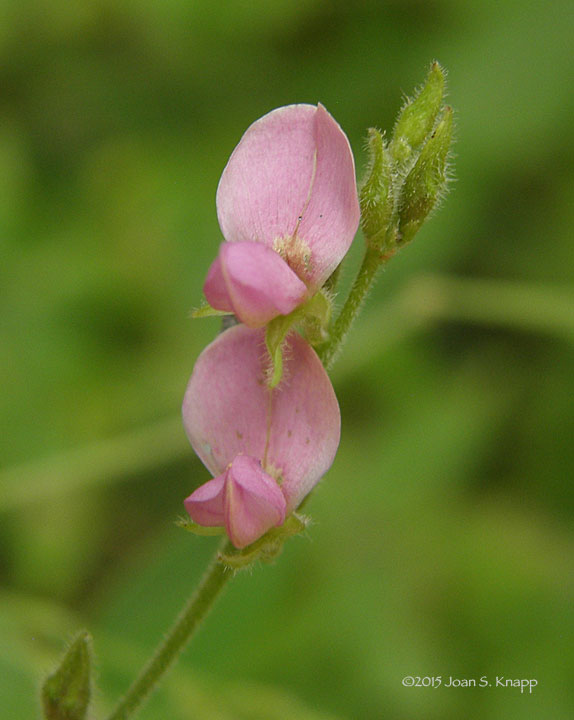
[318,244,390,369]
[103,243,389,720]
[105,538,234,720]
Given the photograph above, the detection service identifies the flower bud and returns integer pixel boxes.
[397,106,453,246]
[359,128,394,249]
[389,61,445,167]
[42,632,92,720]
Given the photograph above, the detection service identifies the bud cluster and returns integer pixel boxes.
[359,62,453,255]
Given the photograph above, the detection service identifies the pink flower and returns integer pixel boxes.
[204,104,360,328]
[183,325,340,548]
[184,454,287,550]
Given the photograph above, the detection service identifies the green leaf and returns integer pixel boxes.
[41,631,92,720]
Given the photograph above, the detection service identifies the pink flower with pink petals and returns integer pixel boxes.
[183,325,340,548]
[204,104,360,328]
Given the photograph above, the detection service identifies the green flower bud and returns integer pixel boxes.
[397,106,453,246]
[42,632,92,720]
[359,128,394,250]
[390,61,445,167]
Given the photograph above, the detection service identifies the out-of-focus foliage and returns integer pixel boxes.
[1,1,573,718]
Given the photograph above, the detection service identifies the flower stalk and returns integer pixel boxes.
[105,538,233,720]
[104,233,393,719]
[318,242,393,369]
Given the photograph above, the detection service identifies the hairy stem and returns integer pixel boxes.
[105,538,233,720]
[318,244,392,369]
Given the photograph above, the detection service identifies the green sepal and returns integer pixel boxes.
[41,631,92,720]
[322,263,342,294]
[218,513,310,570]
[398,106,453,246]
[389,61,445,167]
[176,516,226,536]
[265,291,332,388]
[301,289,332,346]
[265,313,292,388]
[191,301,232,319]
[359,128,394,250]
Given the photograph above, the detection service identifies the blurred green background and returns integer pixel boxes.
[1,0,573,718]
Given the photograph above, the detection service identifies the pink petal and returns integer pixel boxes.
[183,325,270,478]
[216,104,359,291]
[266,328,341,512]
[204,242,308,328]
[182,325,340,516]
[203,254,233,313]
[296,104,361,288]
[223,454,286,548]
[184,473,225,526]
[217,105,316,248]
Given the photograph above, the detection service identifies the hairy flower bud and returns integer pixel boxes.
[359,128,394,250]
[397,106,453,246]
[389,61,445,167]
[42,632,92,720]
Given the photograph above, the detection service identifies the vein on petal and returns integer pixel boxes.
[293,147,317,240]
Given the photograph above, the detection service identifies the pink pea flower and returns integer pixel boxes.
[204,104,360,328]
[183,325,340,548]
